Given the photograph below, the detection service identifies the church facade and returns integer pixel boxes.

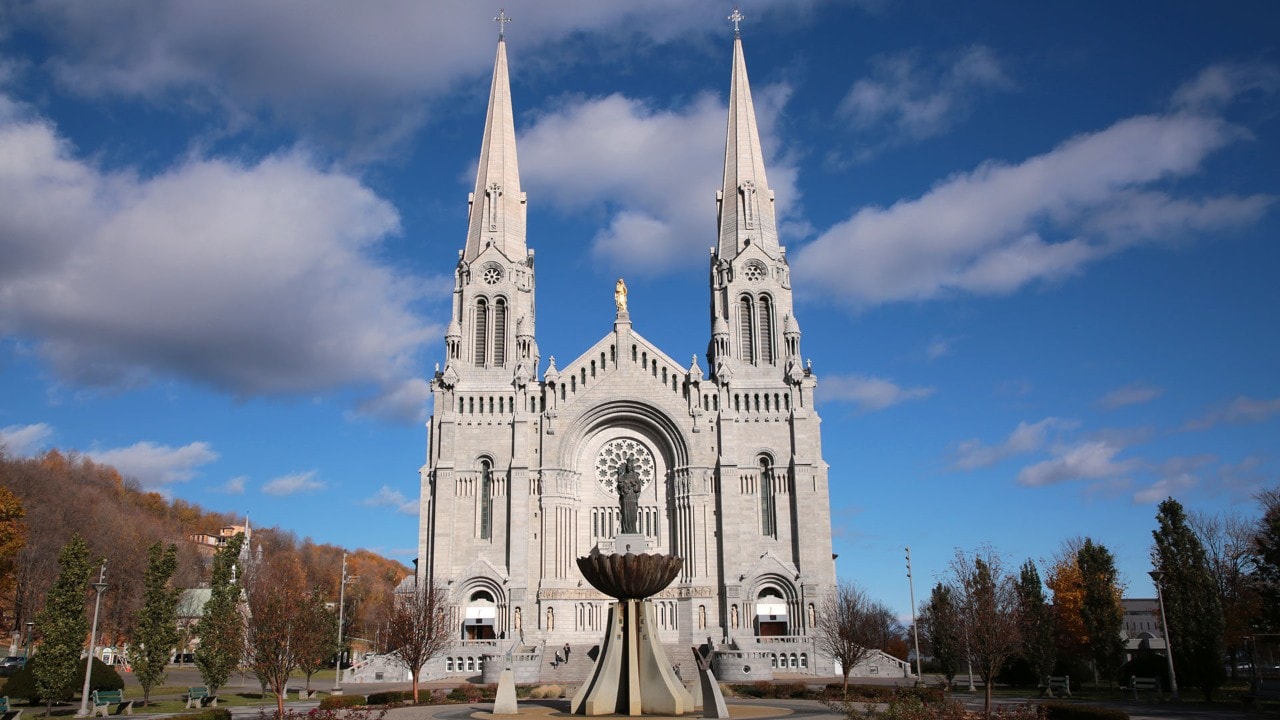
[417,28,836,672]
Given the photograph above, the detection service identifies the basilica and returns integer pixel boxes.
[416,22,838,677]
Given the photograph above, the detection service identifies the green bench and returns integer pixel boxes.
[1127,676,1159,699]
[90,690,132,717]
[1,695,24,720]
[184,686,217,709]
[1039,675,1070,697]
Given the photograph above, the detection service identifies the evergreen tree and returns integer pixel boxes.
[920,583,963,686]
[1153,497,1226,700]
[195,532,245,695]
[1253,489,1280,631]
[1015,560,1057,691]
[1077,539,1125,686]
[33,535,91,714]
[133,542,180,706]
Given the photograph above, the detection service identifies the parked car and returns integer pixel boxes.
[0,656,25,676]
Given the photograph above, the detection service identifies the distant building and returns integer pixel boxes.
[187,524,247,558]
[1122,598,1168,658]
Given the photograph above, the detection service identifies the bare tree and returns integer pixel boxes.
[814,581,897,695]
[1191,509,1260,677]
[244,556,308,717]
[951,548,1021,719]
[385,579,452,703]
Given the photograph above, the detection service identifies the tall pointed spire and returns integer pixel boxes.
[464,34,527,262]
[716,27,780,259]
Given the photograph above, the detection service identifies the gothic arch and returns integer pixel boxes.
[554,399,691,470]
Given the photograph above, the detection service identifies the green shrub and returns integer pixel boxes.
[3,656,123,703]
[365,690,411,705]
[318,694,368,709]
[1039,702,1129,720]
[189,708,231,720]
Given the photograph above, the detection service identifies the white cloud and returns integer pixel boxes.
[1173,62,1280,112]
[794,102,1274,308]
[262,471,324,496]
[215,476,247,494]
[86,440,219,491]
[520,85,801,273]
[17,1,817,156]
[925,336,956,360]
[1017,439,1136,487]
[1186,395,1280,430]
[952,417,1064,470]
[1133,474,1198,504]
[838,44,1012,148]
[352,378,433,423]
[363,485,419,516]
[0,94,441,401]
[818,374,934,411]
[1097,383,1164,409]
[0,423,54,456]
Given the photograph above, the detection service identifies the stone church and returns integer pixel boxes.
[416,24,838,677]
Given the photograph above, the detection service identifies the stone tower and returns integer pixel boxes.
[419,26,837,677]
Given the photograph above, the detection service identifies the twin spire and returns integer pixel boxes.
[465,10,777,263]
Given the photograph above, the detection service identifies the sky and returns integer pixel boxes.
[1,0,1278,618]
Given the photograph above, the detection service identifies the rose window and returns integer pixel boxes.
[595,438,656,494]
[743,262,766,281]
[482,266,503,284]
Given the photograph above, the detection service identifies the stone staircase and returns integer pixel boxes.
[538,643,695,687]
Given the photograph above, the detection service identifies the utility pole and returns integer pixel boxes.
[1150,571,1180,701]
[906,547,924,685]
[332,553,358,694]
[76,562,108,717]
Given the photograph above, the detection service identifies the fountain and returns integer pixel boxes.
[571,459,695,716]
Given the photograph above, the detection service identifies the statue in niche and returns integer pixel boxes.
[617,457,642,535]
[614,277,628,314]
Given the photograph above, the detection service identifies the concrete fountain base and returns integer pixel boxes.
[571,598,693,716]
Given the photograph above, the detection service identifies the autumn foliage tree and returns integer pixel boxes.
[1046,539,1088,673]
[293,590,338,694]
[1076,539,1125,686]
[385,579,452,703]
[0,486,25,630]
[245,556,309,717]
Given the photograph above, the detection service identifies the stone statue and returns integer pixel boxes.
[614,277,628,314]
[617,457,642,534]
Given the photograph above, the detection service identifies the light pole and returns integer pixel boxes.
[332,553,358,694]
[1149,570,1180,701]
[23,621,34,662]
[76,562,108,717]
[905,547,924,685]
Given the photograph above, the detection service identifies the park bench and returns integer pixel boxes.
[291,688,315,700]
[1127,676,1159,699]
[1,695,24,720]
[1039,675,1070,697]
[90,689,133,717]
[184,686,217,709]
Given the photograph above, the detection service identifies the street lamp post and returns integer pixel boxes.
[332,553,358,694]
[1149,570,1180,701]
[76,562,109,717]
[905,547,924,685]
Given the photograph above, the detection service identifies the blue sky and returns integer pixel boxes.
[1,1,1277,617]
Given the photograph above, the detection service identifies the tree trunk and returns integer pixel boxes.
[412,669,420,703]
[842,668,850,696]
[984,683,993,718]
[275,690,286,718]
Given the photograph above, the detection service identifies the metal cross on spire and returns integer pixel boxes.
[728,8,744,37]
[494,9,512,39]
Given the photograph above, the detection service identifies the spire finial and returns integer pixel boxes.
[728,8,744,37]
[494,9,512,39]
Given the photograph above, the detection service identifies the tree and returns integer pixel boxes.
[1252,488,1280,631]
[919,583,963,687]
[245,556,308,717]
[1045,538,1088,672]
[1190,509,1259,676]
[951,548,1021,719]
[292,590,338,694]
[1152,497,1226,700]
[1076,539,1125,686]
[385,579,452,703]
[133,542,181,706]
[0,486,25,615]
[1015,560,1056,692]
[33,535,91,714]
[814,581,897,694]
[196,532,245,695]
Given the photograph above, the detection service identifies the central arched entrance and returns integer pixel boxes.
[463,589,497,640]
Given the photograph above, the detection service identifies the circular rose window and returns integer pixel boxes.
[482,266,503,284]
[595,438,656,494]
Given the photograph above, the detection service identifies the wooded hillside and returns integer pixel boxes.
[0,449,411,650]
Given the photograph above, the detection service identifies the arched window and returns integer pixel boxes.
[474,298,488,367]
[493,298,507,366]
[738,296,755,364]
[759,455,775,537]
[479,459,493,540]
[758,295,774,364]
